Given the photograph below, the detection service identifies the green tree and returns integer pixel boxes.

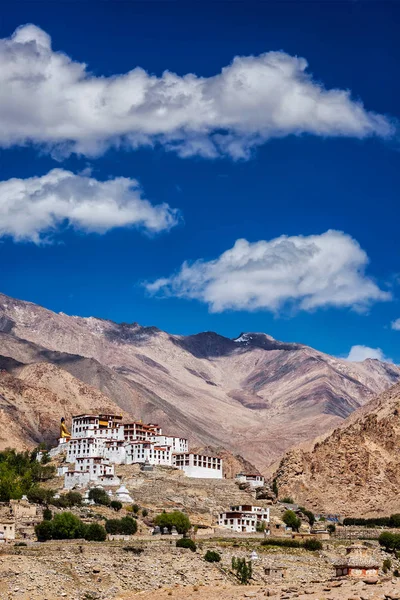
[231,557,252,584]
[43,507,53,521]
[282,510,301,532]
[65,491,82,506]
[142,508,148,517]
[327,524,336,534]
[379,532,400,552]
[85,523,107,542]
[51,512,86,539]
[132,504,140,514]
[88,488,111,506]
[105,516,137,535]
[27,486,55,505]
[110,500,123,512]
[256,520,267,532]
[35,520,53,541]
[154,511,191,534]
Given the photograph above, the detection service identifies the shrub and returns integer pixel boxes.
[299,507,315,526]
[85,523,107,542]
[176,538,196,552]
[204,550,221,563]
[35,520,53,541]
[231,557,252,584]
[154,511,191,534]
[110,500,123,512]
[88,488,111,506]
[383,558,392,573]
[280,497,294,504]
[394,569,400,577]
[43,507,52,521]
[123,546,144,554]
[51,512,86,539]
[142,508,148,517]
[303,538,323,551]
[327,524,336,534]
[282,510,301,532]
[132,504,140,514]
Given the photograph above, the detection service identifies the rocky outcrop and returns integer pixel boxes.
[274,381,400,516]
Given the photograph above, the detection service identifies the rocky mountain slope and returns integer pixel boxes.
[0,364,131,450]
[0,291,399,470]
[274,381,400,517]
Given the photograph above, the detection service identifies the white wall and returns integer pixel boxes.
[179,464,223,479]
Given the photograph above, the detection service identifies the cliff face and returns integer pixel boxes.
[274,381,400,517]
[0,291,400,471]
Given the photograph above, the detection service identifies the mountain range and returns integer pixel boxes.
[0,291,399,472]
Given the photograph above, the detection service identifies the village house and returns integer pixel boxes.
[333,543,379,578]
[264,565,288,579]
[235,473,265,488]
[218,505,270,533]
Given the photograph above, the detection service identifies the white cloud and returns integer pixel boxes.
[0,24,394,159]
[0,169,179,243]
[146,230,390,313]
[391,318,400,330]
[346,345,392,363]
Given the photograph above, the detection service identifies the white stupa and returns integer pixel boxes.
[115,484,133,503]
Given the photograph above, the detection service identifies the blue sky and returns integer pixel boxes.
[0,1,399,362]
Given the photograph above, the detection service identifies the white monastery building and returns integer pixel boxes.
[172,452,223,479]
[218,505,270,533]
[49,414,223,489]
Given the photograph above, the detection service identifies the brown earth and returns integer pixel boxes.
[1,291,400,472]
[274,381,400,517]
[0,538,399,600]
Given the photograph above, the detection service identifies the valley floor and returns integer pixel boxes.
[0,539,399,600]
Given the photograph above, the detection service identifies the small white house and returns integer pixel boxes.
[172,452,223,479]
[218,505,270,533]
[0,519,15,541]
[235,473,265,488]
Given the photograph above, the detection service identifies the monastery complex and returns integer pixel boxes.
[49,414,223,490]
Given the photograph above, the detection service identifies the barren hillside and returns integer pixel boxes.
[274,381,400,516]
[0,292,399,470]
